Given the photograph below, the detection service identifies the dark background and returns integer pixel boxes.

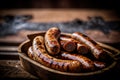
[0,0,119,10]
[0,0,119,20]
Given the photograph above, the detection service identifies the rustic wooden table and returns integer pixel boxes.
[0,9,120,79]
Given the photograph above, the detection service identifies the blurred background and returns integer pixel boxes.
[0,0,120,46]
[0,0,119,10]
[0,0,120,45]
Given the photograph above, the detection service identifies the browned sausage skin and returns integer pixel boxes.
[77,43,89,54]
[60,39,76,52]
[60,51,95,71]
[27,46,34,59]
[28,46,39,61]
[32,36,82,72]
[72,32,107,60]
[60,37,89,54]
[94,61,106,69]
[45,27,61,55]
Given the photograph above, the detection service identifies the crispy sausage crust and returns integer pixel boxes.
[45,27,61,55]
[94,61,106,69]
[32,36,82,72]
[60,37,89,54]
[60,39,76,52]
[72,32,107,59]
[60,51,95,71]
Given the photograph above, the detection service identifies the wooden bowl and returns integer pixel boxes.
[18,32,120,80]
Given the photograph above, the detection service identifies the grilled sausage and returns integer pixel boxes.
[77,43,90,54]
[28,46,39,61]
[94,61,106,69]
[32,36,82,72]
[60,37,89,54]
[28,46,34,59]
[45,27,61,55]
[60,51,95,71]
[72,32,107,60]
[60,39,76,52]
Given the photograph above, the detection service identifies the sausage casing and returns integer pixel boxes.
[28,46,34,59]
[94,61,106,69]
[60,37,89,54]
[32,36,82,72]
[60,51,95,71]
[45,27,61,55]
[60,39,76,52]
[72,32,107,59]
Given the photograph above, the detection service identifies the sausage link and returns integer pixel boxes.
[28,46,34,59]
[60,39,76,52]
[45,27,61,55]
[28,46,39,61]
[60,37,89,54]
[32,36,82,72]
[94,61,106,69]
[77,43,89,54]
[60,51,95,71]
[72,32,107,60]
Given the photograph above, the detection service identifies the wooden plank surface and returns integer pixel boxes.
[0,60,37,79]
[0,9,120,43]
[0,9,120,44]
[0,9,120,22]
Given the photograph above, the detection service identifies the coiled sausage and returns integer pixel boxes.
[32,36,82,72]
[60,51,95,71]
[45,27,61,55]
[72,32,107,60]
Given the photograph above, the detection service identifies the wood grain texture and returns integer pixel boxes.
[0,9,120,22]
[0,60,37,79]
[0,9,120,44]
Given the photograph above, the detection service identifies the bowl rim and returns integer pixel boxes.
[18,32,120,76]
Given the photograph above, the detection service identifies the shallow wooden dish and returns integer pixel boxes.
[18,32,120,80]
